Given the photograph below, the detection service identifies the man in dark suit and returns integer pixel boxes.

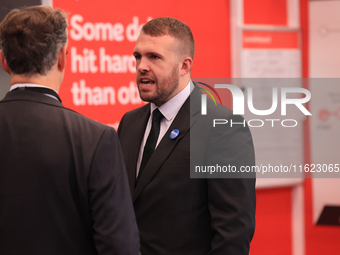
[0,6,139,255]
[118,17,256,254]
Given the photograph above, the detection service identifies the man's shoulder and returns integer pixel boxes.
[61,107,111,132]
[190,86,234,118]
[198,94,234,119]
[122,103,149,119]
[118,103,149,135]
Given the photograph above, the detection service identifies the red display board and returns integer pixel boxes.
[244,0,287,26]
[53,0,231,129]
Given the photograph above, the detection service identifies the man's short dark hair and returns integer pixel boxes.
[141,17,195,59]
[0,5,68,76]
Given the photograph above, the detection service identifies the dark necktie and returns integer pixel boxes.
[137,108,164,183]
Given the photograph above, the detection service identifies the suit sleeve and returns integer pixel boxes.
[88,127,140,255]
[207,114,256,255]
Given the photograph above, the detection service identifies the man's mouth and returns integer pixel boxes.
[140,78,155,86]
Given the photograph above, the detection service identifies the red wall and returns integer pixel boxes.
[251,188,293,255]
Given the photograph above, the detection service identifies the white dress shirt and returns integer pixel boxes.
[136,80,194,176]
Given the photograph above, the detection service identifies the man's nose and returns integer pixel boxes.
[137,57,150,73]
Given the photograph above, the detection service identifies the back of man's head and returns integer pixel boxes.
[141,17,195,60]
[0,6,68,76]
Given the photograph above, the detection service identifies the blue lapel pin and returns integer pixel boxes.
[169,129,179,139]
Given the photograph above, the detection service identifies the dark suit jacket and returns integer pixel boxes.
[118,86,256,255]
[0,89,140,255]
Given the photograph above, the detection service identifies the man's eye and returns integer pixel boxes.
[151,55,160,59]
[134,55,141,60]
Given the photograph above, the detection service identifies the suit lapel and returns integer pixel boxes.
[125,105,150,192]
[132,92,199,202]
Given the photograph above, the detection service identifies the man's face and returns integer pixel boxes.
[133,32,182,106]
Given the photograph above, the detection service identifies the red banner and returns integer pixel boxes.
[243,30,299,49]
[53,0,231,129]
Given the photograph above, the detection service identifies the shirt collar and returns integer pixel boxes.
[10,83,60,101]
[150,80,193,121]
[10,83,58,94]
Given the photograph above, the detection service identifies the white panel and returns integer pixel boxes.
[41,0,52,6]
[309,1,340,78]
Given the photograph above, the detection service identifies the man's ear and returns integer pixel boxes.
[0,50,11,75]
[180,57,193,77]
[57,46,67,72]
